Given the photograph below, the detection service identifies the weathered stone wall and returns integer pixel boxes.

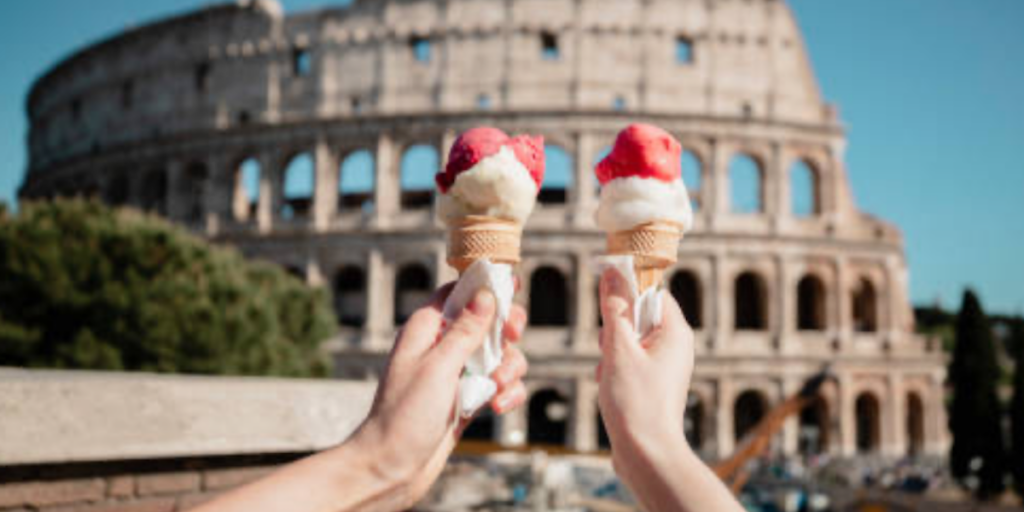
[0,369,374,512]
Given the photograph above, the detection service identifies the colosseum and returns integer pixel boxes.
[19,0,947,462]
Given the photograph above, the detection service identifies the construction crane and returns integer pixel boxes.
[712,369,835,494]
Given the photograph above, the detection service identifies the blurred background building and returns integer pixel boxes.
[18,0,947,462]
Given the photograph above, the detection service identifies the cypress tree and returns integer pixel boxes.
[949,289,1005,500]
[1010,319,1024,500]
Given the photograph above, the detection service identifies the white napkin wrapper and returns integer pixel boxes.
[593,255,663,337]
[442,259,514,417]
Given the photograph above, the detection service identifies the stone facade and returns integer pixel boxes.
[19,0,947,461]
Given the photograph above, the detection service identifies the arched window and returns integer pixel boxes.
[855,392,881,453]
[233,157,260,222]
[906,392,924,456]
[182,162,208,224]
[734,271,767,330]
[528,388,569,446]
[791,160,820,217]
[400,144,438,209]
[141,170,167,214]
[334,266,367,328]
[799,395,829,455]
[852,278,878,333]
[540,145,573,205]
[339,150,375,213]
[597,409,611,450]
[734,390,768,441]
[797,275,826,331]
[729,154,763,214]
[681,150,702,211]
[281,153,314,220]
[106,173,129,206]
[394,264,432,325]
[530,266,569,326]
[669,270,702,329]
[685,393,705,450]
[462,407,495,442]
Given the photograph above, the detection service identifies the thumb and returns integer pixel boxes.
[599,269,642,361]
[433,289,496,372]
[645,290,691,357]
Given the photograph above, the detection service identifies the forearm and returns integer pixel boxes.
[616,434,744,512]
[190,438,409,512]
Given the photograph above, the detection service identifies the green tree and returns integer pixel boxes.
[949,289,1005,500]
[1011,319,1024,500]
[0,199,335,377]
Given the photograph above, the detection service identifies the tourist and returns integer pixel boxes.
[191,269,743,512]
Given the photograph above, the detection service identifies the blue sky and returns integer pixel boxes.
[0,1,1021,314]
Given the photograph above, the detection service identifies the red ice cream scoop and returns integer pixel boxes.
[436,127,545,193]
[595,123,682,186]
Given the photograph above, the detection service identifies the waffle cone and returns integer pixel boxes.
[606,220,683,290]
[447,215,523,274]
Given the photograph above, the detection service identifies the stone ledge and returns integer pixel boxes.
[0,368,375,466]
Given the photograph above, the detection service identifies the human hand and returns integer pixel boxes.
[348,283,528,509]
[596,269,695,493]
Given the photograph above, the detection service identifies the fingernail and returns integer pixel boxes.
[469,290,495,316]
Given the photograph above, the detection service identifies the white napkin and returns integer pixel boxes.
[594,255,664,337]
[442,259,514,417]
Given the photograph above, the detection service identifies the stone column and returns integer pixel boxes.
[373,134,399,229]
[886,373,905,457]
[366,250,393,350]
[709,140,730,223]
[781,376,802,456]
[312,137,338,232]
[927,373,949,456]
[569,378,598,452]
[765,143,783,223]
[203,154,230,236]
[499,401,527,447]
[257,150,277,233]
[716,377,735,458]
[835,257,850,350]
[774,254,789,351]
[165,160,185,221]
[837,375,855,456]
[573,250,597,351]
[712,253,729,354]
[774,146,791,230]
[572,132,597,227]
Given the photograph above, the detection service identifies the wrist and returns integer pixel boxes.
[327,427,415,511]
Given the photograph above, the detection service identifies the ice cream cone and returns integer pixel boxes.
[447,215,523,274]
[606,220,683,291]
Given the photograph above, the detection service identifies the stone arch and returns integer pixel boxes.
[855,392,882,454]
[540,144,573,205]
[728,153,764,214]
[685,392,706,450]
[181,161,208,224]
[339,149,375,212]
[529,266,569,326]
[799,395,829,455]
[734,389,768,442]
[790,159,820,217]
[462,407,496,442]
[681,149,703,211]
[906,391,925,456]
[394,262,433,325]
[140,169,167,214]
[852,277,879,333]
[334,265,367,328]
[669,269,702,329]
[106,172,130,206]
[596,406,611,450]
[734,271,767,330]
[797,274,827,331]
[232,157,260,222]
[400,143,438,209]
[528,388,569,446]
[281,152,314,220]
